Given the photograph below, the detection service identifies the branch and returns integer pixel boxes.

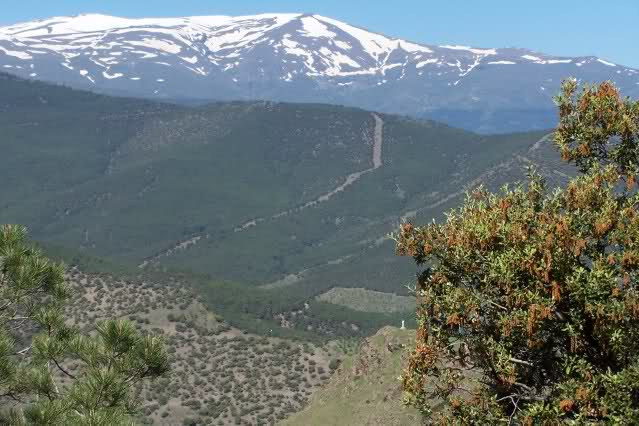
[513,381,534,392]
[508,397,521,426]
[8,318,28,331]
[52,357,76,380]
[510,382,546,402]
[6,316,30,321]
[124,367,151,385]
[15,345,32,356]
[509,357,534,367]
[0,390,23,401]
[496,394,519,402]
[487,300,508,311]
[45,361,60,401]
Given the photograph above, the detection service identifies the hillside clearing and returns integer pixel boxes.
[316,287,414,314]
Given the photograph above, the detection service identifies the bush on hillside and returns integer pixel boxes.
[396,80,639,423]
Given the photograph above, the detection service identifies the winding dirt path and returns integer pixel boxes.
[261,132,562,289]
[139,113,385,268]
[236,113,384,231]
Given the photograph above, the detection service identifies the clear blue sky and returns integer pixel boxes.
[2,0,638,68]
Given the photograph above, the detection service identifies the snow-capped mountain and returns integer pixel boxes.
[1,13,638,132]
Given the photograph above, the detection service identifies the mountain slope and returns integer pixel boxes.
[1,13,637,133]
[57,265,336,425]
[282,327,422,425]
[1,73,575,335]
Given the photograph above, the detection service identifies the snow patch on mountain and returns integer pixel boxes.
[523,55,574,65]
[181,55,198,64]
[281,36,315,70]
[318,47,362,75]
[102,71,123,79]
[440,45,496,56]
[0,46,32,60]
[2,14,180,37]
[522,54,543,62]
[128,39,181,54]
[131,50,157,59]
[597,58,616,67]
[300,16,337,39]
[416,58,438,68]
[314,15,431,58]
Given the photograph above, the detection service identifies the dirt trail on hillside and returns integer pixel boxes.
[139,113,385,268]
[236,113,384,231]
[371,113,383,168]
[262,132,561,289]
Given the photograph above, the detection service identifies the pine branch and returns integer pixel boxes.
[52,357,76,380]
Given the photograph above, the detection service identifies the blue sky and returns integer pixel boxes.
[2,0,638,68]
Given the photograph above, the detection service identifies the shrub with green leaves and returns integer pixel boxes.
[0,225,170,425]
[396,80,639,424]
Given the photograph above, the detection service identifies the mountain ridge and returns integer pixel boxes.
[2,13,637,133]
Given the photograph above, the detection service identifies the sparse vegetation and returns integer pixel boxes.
[61,267,337,425]
[0,225,169,424]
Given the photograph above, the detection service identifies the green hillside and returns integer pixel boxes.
[0,72,573,337]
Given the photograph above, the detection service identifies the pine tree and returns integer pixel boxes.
[0,225,170,425]
[396,80,639,423]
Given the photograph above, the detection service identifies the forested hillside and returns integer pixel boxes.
[1,73,574,337]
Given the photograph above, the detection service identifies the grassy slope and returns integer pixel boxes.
[317,288,414,314]
[283,327,422,426]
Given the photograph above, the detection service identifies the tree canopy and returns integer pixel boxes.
[0,224,170,425]
[396,80,639,424]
